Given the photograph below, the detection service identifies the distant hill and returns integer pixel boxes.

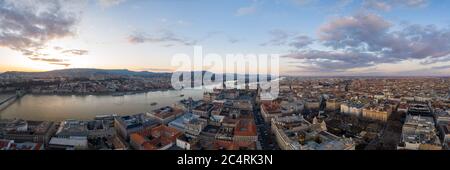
[0,68,172,79]
[0,68,271,81]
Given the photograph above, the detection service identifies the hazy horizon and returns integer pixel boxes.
[1,0,450,76]
[1,67,450,77]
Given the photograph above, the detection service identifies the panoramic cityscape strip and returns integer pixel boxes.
[0,67,448,150]
[0,0,449,154]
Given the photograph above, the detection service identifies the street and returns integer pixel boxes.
[252,107,278,150]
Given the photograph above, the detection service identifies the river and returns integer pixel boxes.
[0,89,205,121]
[0,80,272,121]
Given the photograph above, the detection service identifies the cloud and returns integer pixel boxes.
[420,55,450,65]
[396,0,428,7]
[97,0,126,7]
[284,12,450,73]
[363,0,428,11]
[128,29,242,46]
[0,0,78,55]
[49,62,71,67]
[28,56,71,67]
[261,29,292,46]
[235,0,260,16]
[20,49,49,57]
[128,30,242,46]
[431,65,450,70]
[200,31,242,44]
[62,49,89,55]
[127,30,197,46]
[318,12,392,50]
[28,57,65,63]
[136,67,175,72]
[228,37,241,44]
[261,29,313,49]
[289,36,314,49]
[318,12,450,61]
[284,50,379,72]
[363,0,392,11]
[53,46,63,51]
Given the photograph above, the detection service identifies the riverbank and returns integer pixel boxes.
[21,88,176,97]
[0,89,205,121]
[0,95,18,112]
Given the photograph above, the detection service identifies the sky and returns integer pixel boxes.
[0,0,450,76]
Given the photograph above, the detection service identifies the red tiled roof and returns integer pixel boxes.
[234,119,257,137]
[131,125,182,150]
[130,133,146,145]
[142,142,157,150]
[261,103,281,113]
[213,140,256,150]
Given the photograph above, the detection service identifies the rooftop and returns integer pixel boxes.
[151,106,183,119]
[130,125,182,150]
[49,136,88,147]
[261,103,282,113]
[234,119,257,137]
[9,142,44,150]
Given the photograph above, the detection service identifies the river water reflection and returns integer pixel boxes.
[0,89,205,121]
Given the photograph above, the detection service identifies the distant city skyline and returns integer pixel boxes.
[1,0,450,76]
